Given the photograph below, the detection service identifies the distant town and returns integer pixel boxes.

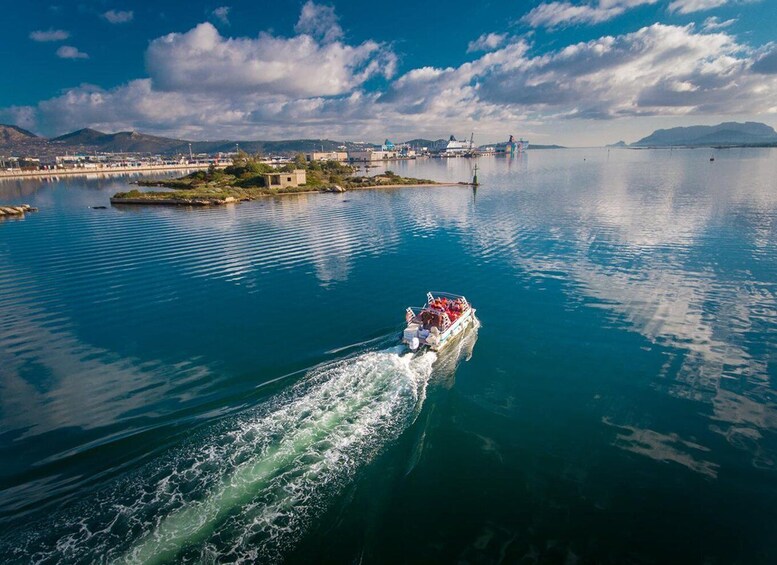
[0,125,540,178]
[3,120,776,179]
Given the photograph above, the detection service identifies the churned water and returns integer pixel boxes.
[0,148,775,563]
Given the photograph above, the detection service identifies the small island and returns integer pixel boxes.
[111,153,442,206]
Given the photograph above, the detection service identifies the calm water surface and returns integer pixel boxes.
[0,149,776,563]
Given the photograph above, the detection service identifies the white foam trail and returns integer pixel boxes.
[0,348,440,564]
[0,328,489,565]
[102,348,435,564]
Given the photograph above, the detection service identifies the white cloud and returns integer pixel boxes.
[668,0,729,13]
[7,11,777,142]
[212,6,230,25]
[294,1,343,43]
[29,29,70,42]
[56,45,89,59]
[475,24,776,119]
[377,22,777,132]
[522,0,657,29]
[702,16,736,30]
[102,9,134,24]
[467,33,507,53]
[145,22,394,97]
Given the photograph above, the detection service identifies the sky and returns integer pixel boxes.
[1,0,776,145]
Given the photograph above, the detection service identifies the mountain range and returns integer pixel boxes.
[0,126,378,158]
[631,121,777,147]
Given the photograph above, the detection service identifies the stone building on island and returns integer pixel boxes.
[261,169,306,188]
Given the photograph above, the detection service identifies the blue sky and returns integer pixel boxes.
[1,0,775,145]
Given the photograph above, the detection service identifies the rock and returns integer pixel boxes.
[329,185,346,193]
[224,197,236,203]
[0,204,37,217]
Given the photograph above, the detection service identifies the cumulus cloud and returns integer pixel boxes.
[522,0,658,29]
[376,22,777,124]
[102,9,134,24]
[467,32,507,53]
[145,22,395,97]
[56,45,89,59]
[476,24,777,118]
[212,6,230,25]
[295,1,343,43]
[7,13,777,140]
[12,4,399,138]
[29,29,70,42]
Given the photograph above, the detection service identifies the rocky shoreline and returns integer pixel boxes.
[110,196,240,206]
[109,182,464,206]
[0,204,38,217]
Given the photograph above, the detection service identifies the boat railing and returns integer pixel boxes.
[428,291,467,302]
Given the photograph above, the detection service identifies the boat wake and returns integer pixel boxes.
[2,347,439,564]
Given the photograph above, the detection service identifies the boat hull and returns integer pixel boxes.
[428,308,475,351]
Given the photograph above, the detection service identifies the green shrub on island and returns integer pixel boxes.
[125,153,437,204]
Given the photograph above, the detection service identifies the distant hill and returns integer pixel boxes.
[52,128,111,145]
[51,128,189,153]
[607,140,627,147]
[0,124,39,143]
[632,122,777,147]
[0,124,51,155]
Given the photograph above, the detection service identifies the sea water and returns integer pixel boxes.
[0,148,775,563]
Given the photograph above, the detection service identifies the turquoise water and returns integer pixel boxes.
[1,149,776,563]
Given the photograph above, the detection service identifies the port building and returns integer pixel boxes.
[306,151,348,162]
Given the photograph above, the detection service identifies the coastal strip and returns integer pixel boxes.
[0,163,218,180]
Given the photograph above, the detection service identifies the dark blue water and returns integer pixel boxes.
[1,149,775,563]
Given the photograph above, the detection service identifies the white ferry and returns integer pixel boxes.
[402,292,476,351]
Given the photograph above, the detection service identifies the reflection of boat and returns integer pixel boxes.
[430,313,479,388]
[403,292,476,351]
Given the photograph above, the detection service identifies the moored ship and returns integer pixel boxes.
[402,292,476,351]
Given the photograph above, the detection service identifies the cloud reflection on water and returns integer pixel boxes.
[406,151,777,475]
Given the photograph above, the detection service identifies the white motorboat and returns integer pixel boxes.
[402,292,476,351]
